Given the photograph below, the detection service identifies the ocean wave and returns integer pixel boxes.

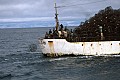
[0,73,13,79]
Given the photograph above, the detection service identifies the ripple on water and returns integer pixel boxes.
[0,71,13,80]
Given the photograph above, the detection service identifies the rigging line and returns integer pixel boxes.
[57,0,107,8]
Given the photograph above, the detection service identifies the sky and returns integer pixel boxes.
[0,0,120,28]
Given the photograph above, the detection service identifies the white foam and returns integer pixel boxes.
[49,57,69,62]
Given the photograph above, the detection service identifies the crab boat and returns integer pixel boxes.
[39,3,120,57]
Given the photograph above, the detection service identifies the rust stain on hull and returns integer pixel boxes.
[48,41,55,55]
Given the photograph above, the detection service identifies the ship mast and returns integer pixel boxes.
[54,1,59,31]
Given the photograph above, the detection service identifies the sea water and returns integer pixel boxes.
[0,27,120,80]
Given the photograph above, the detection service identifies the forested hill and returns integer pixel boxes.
[74,6,120,41]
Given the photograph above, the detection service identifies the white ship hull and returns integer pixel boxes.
[39,39,120,57]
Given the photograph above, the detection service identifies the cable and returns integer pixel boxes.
[57,0,107,8]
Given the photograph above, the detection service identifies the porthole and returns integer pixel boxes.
[82,44,83,46]
[91,44,93,46]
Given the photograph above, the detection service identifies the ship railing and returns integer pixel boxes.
[66,36,120,42]
[42,34,120,41]
[104,36,120,41]
[66,37,100,42]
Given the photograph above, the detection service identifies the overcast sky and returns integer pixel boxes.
[0,0,119,24]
